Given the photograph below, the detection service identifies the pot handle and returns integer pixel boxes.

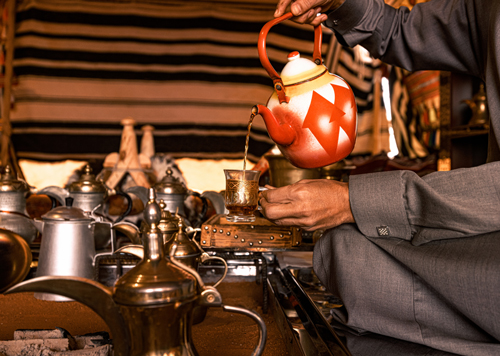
[198,286,267,356]
[171,245,267,356]
[199,252,228,288]
[222,305,267,356]
[258,12,323,104]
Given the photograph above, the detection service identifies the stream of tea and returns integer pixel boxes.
[242,112,255,171]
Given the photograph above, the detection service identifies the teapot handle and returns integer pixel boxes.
[258,12,323,104]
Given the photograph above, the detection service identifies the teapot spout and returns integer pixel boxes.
[5,276,130,356]
[252,105,295,146]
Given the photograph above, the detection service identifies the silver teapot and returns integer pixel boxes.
[128,168,188,219]
[0,165,38,244]
[39,165,108,213]
[6,189,266,356]
[33,197,95,301]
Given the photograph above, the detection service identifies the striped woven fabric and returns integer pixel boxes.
[9,0,334,165]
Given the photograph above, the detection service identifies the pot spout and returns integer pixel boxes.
[5,276,130,356]
[252,105,295,146]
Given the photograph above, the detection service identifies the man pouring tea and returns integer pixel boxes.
[260,0,500,354]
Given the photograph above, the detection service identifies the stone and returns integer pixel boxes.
[0,338,70,356]
[73,332,110,350]
[54,345,111,356]
[14,328,69,340]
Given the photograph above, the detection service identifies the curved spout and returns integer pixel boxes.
[5,276,130,356]
[252,105,295,146]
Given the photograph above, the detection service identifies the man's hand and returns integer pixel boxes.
[274,0,344,26]
[260,179,354,231]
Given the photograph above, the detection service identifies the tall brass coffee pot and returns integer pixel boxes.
[6,189,266,356]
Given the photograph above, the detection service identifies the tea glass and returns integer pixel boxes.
[224,169,261,223]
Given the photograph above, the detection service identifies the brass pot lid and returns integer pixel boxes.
[0,166,30,193]
[154,168,187,195]
[68,165,107,194]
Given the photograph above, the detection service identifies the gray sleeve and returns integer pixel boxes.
[325,0,483,76]
[349,162,500,245]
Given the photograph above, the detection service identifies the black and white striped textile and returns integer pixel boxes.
[9,0,335,165]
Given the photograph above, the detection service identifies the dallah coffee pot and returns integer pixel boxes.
[6,189,266,356]
[253,12,358,169]
[463,83,489,126]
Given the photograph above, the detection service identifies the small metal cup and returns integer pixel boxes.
[223,169,261,223]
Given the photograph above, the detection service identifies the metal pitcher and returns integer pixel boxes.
[34,197,140,301]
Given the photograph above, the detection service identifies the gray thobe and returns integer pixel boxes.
[313,0,500,354]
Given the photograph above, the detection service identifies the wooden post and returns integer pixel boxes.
[1,0,19,177]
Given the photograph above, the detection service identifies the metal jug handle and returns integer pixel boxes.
[258,12,323,104]
[100,189,133,223]
[197,285,267,356]
[221,305,267,356]
[186,227,228,287]
[199,253,228,288]
[91,220,140,266]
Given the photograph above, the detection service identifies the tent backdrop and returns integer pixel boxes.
[6,0,393,169]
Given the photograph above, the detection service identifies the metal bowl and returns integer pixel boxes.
[0,228,32,292]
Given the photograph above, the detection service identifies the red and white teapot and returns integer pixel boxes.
[253,12,358,169]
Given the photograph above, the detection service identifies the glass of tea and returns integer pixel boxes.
[224,169,261,223]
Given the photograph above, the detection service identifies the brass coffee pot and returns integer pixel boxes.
[6,189,266,356]
[463,83,489,126]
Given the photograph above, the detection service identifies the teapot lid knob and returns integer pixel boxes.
[65,197,74,207]
[287,51,300,61]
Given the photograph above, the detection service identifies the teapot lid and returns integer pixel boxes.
[42,199,91,221]
[0,166,30,193]
[154,168,187,195]
[68,165,107,194]
[113,189,197,306]
[280,51,326,86]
